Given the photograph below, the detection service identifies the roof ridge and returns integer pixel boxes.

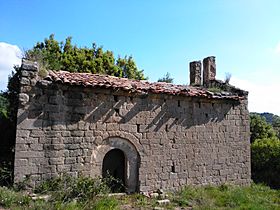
[43,70,245,100]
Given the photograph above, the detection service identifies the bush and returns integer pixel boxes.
[250,114,277,143]
[0,175,122,210]
[0,186,31,208]
[251,137,280,188]
[0,162,13,187]
[35,175,111,203]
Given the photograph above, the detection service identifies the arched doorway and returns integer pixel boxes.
[92,136,141,193]
[102,149,126,192]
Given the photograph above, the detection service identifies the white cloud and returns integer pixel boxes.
[230,76,280,116]
[0,42,22,91]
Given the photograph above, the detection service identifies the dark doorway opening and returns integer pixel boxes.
[102,149,126,192]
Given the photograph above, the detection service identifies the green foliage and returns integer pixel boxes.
[208,87,222,93]
[251,137,280,188]
[0,162,13,186]
[25,34,146,80]
[34,175,111,203]
[89,196,119,210]
[250,113,277,143]
[0,182,280,209]
[173,184,280,209]
[272,115,280,139]
[258,112,276,124]
[0,93,9,120]
[0,185,118,210]
[272,115,280,127]
[0,71,19,186]
[250,112,280,188]
[251,112,280,139]
[0,186,31,208]
[157,72,174,83]
[6,65,21,123]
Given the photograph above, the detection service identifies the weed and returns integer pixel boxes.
[34,175,113,204]
[208,87,222,93]
[1,177,280,210]
[0,186,31,208]
[172,184,280,210]
[0,162,13,186]
[89,196,119,210]
[225,72,232,84]
[13,175,32,191]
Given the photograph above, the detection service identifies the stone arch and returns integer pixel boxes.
[91,136,140,193]
[95,131,145,156]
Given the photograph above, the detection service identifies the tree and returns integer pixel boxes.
[272,115,280,127]
[0,93,8,120]
[157,72,174,83]
[25,34,146,80]
[0,67,20,186]
[272,115,280,139]
[251,137,280,188]
[250,113,277,143]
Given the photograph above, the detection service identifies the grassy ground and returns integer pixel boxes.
[0,180,279,210]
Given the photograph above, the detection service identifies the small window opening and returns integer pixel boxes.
[178,100,181,107]
[198,102,201,108]
[205,113,208,118]
[212,103,214,107]
[165,124,169,132]
[113,95,118,102]
[114,108,120,116]
[171,163,175,173]
[137,124,140,133]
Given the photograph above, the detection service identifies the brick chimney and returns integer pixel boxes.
[189,61,202,86]
[203,56,216,85]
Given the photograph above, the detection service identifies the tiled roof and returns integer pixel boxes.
[45,71,245,100]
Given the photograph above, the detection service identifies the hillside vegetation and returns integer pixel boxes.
[0,176,279,210]
[250,113,280,189]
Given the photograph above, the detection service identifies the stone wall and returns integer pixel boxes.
[14,61,251,192]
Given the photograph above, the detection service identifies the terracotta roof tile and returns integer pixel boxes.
[45,71,245,100]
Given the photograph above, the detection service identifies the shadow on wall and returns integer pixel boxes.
[16,82,238,132]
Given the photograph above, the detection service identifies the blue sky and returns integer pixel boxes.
[0,0,280,115]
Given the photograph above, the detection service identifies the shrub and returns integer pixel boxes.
[0,186,31,208]
[250,114,277,143]
[35,175,111,203]
[0,162,13,187]
[251,137,280,188]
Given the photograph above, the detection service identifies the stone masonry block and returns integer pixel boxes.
[49,157,64,165]
[71,131,84,137]
[29,143,43,151]
[14,159,28,167]
[15,151,44,158]
[30,130,44,137]
[64,157,77,164]
[16,130,30,138]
